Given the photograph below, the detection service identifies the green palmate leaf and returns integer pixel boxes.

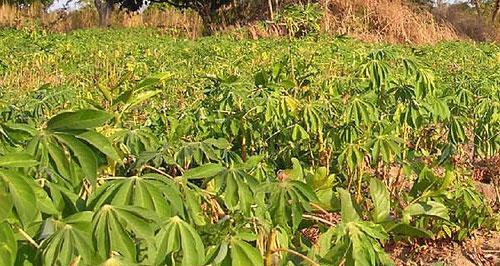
[1,122,36,137]
[449,117,467,145]
[338,143,365,172]
[77,131,121,162]
[324,221,393,266]
[92,205,158,262]
[344,97,375,126]
[387,223,433,238]
[0,152,38,168]
[173,139,227,167]
[135,72,171,90]
[283,158,303,180]
[30,182,59,216]
[155,216,205,266]
[88,174,184,219]
[427,97,450,122]
[369,178,390,223]
[265,180,317,231]
[46,142,72,180]
[39,212,96,265]
[28,136,50,170]
[100,255,137,266]
[123,90,161,111]
[55,134,97,185]
[229,238,263,266]
[0,191,12,222]
[0,222,16,266]
[183,163,224,180]
[403,201,450,221]
[184,187,206,226]
[305,167,333,191]
[291,124,309,141]
[47,109,113,131]
[0,170,37,225]
[338,188,360,223]
[353,222,392,266]
[45,181,81,215]
[313,227,336,258]
[0,122,34,147]
[409,167,440,197]
[369,134,401,164]
[205,242,229,265]
[214,168,258,215]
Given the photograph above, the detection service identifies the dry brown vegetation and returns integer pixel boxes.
[433,3,500,42]
[0,3,202,37]
[319,0,458,44]
[0,0,498,43]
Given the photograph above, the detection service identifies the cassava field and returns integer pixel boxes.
[0,28,499,265]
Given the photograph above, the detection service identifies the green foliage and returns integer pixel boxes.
[155,216,205,265]
[321,189,393,266]
[0,29,498,265]
[276,3,323,37]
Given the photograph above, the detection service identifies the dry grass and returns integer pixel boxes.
[0,0,461,44]
[216,0,460,44]
[319,0,458,44]
[433,4,500,42]
[0,4,202,38]
[1,3,94,30]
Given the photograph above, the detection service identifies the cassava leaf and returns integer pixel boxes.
[0,170,37,225]
[39,212,96,265]
[369,178,390,223]
[183,163,224,180]
[47,109,113,131]
[0,222,16,266]
[55,134,97,186]
[155,216,205,266]
[338,188,360,222]
[0,152,38,168]
[229,238,263,266]
[77,130,121,162]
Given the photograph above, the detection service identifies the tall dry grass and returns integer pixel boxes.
[0,3,202,38]
[433,4,500,42]
[216,0,459,44]
[319,0,458,44]
[0,0,461,44]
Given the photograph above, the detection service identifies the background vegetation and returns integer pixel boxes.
[0,0,499,265]
[0,27,499,265]
[0,0,499,43]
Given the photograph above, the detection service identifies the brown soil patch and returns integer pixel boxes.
[387,230,500,266]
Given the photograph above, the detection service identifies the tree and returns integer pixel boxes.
[493,0,500,22]
[470,0,483,17]
[95,0,115,27]
[119,0,234,32]
[157,0,232,27]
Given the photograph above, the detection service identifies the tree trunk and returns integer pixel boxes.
[196,3,216,35]
[199,11,213,35]
[95,0,113,27]
[268,0,274,20]
[493,0,500,23]
[472,0,482,18]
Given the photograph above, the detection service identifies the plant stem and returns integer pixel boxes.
[310,202,330,216]
[16,226,40,249]
[264,229,276,266]
[302,214,336,227]
[143,165,171,177]
[97,176,130,180]
[272,248,320,266]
